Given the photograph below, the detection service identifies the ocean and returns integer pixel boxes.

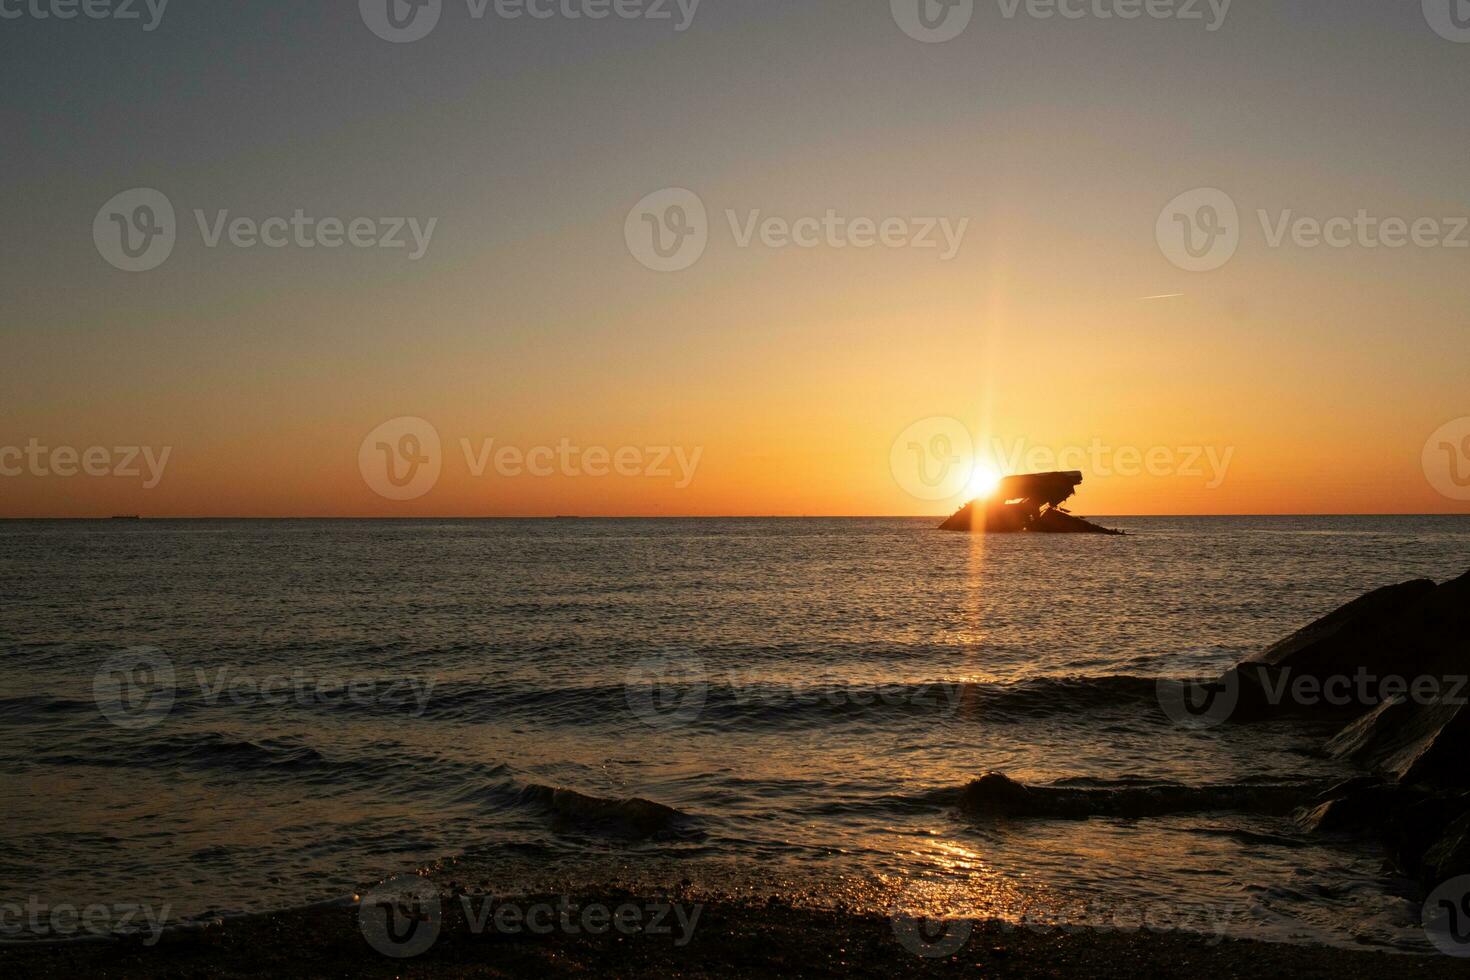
[3,515,1468,950]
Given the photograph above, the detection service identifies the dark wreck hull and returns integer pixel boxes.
[937,470,1122,534]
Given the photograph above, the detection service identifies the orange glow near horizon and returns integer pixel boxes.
[4,239,1468,519]
[1,404,1466,519]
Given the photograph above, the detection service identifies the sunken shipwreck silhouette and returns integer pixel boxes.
[939,470,1121,535]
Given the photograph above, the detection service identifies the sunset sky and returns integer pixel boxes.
[3,1,1468,517]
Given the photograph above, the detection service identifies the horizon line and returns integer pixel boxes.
[3,513,1468,521]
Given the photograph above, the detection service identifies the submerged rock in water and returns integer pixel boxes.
[957,773,1040,816]
[938,471,1121,535]
[518,784,691,838]
[956,771,1316,820]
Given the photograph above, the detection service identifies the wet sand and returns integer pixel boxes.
[5,888,1470,979]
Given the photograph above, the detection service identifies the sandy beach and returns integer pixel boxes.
[6,887,1470,979]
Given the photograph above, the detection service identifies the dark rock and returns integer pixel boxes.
[1389,791,1470,881]
[1222,571,1470,719]
[1326,695,1470,787]
[1422,812,1470,886]
[517,784,691,838]
[1297,778,1406,834]
[1222,571,1470,891]
[1296,778,1470,890]
[958,772,1038,816]
[959,772,1317,820]
[1254,579,1437,676]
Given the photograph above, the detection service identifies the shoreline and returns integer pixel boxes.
[3,888,1469,979]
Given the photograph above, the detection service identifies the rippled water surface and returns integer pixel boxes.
[3,516,1468,948]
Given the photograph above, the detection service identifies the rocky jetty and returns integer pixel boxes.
[939,471,1121,534]
[1217,570,1470,890]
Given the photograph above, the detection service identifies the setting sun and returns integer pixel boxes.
[967,463,1004,500]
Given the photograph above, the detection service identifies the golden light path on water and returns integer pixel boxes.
[885,839,1039,920]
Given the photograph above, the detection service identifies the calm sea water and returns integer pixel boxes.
[3,516,1468,949]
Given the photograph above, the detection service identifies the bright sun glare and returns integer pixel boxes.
[967,463,1003,499]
